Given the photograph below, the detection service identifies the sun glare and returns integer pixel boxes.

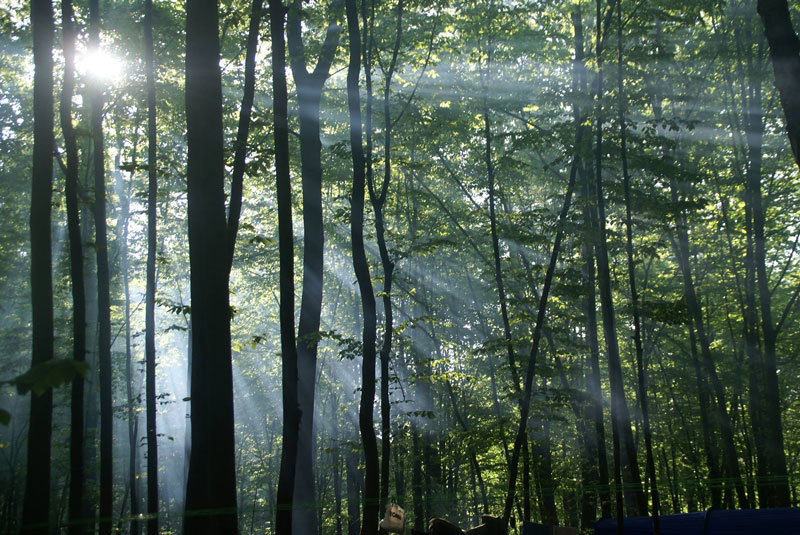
[76,48,123,83]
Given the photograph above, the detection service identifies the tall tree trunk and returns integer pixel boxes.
[757,0,800,170]
[364,0,404,513]
[730,28,767,507]
[502,120,586,530]
[538,413,558,526]
[572,6,611,520]
[603,7,630,528]
[741,34,791,507]
[183,0,238,531]
[592,0,647,521]
[665,153,749,508]
[669,180,748,509]
[345,2,380,531]
[226,0,264,269]
[581,113,612,523]
[522,434,531,522]
[393,425,406,506]
[82,198,99,534]
[88,1,113,532]
[482,30,523,397]
[61,0,87,531]
[332,401,343,535]
[116,143,140,535]
[346,439,362,535]
[22,1,54,533]
[689,322,723,508]
[286,3,342,529]
[411,423,424,532]
[271,2,300,534]
[649,21,735,507]
[553,346,602,532]
[616,0,659,529]
[144,0,159,531]
[444,379,488,514]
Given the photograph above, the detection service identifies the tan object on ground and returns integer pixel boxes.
[380,503,405,534]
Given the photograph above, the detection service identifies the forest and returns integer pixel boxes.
[2,0,800,533]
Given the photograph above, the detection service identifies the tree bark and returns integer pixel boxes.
[689,322,723,508]
[572,5,611,520]
[483,33,523,397]
[668,178,748,509]
[82,199,98,534]
[271,1,301,533]
[411,423,424,532]
[364,0,404,513]
[61,0,87,531]
[116,141,140,535]
[592,0,647,521]
[502,122,586,529]
[183,0,238,531]
[347,440,362,535]
[757,0,800,170]
[345,1,380,531]
[226,0,264,270]
[740,31,791,506]
[332,399,343,535]
[144,0,159,531]
[286,2,343,528]
[617,0,659,529]
[21,1,54,533]
[87,1,113,532]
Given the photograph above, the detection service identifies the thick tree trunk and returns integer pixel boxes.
[286,3,342,529]
[143,0,159,531]
[183,0,238,531]
[757,0,800,170]
[21,1,54,533]
[271,2,301,535]
[346,2,380,532]
[61,0,87,531]
[87,2,113,533]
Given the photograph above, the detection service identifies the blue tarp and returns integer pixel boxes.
[594,508,800,534]
[594,512,706,535]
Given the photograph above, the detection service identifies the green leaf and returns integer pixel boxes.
[13,359,90,397]
[0,408,10,426]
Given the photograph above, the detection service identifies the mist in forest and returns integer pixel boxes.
[2,0,800,534]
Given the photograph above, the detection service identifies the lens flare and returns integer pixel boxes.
[76,48,123,83]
